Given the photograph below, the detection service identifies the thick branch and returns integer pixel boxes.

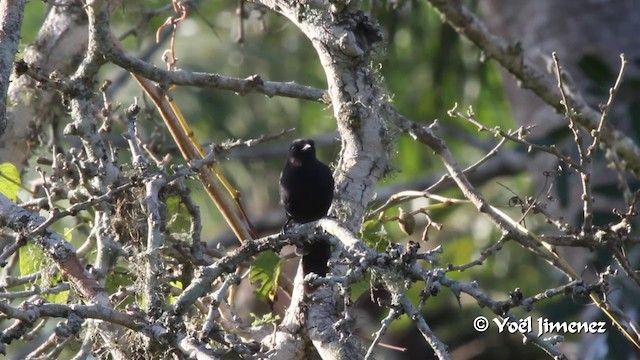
[0,193,103,301]
[0,0,26,135]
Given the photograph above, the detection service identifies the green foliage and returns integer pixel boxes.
[349,273,372,304]
[0,162,20,202]
[106,265,136,307]
[19,243,69,304]
[165,194,191,232]
[250,312,280,327]
[45,284,70,304]
[249,250,282,302]
[360,219,390,252]
[62,227,74,242]
[167,280,183,305]
[19,243,42,279]
[20,2,46,44]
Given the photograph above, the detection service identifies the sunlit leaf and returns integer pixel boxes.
[44,285,69,304]
[19,243,43,276]
[166,195,190,232]
[250,251,282,302]
[63,227,74,242]
[168,280,183,304]
[0,162,20,202]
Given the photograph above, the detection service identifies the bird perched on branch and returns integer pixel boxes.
[280,138,334,281]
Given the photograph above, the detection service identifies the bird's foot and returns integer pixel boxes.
[280,217,294,235]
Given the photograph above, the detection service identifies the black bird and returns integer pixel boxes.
[280,138,334,280]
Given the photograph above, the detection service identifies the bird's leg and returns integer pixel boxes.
[280,216,293,235]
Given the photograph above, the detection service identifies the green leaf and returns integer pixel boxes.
[63,227,74,242]
[250,312,280,327]
[44,286,69,304]
[349,273,371,303]
[250,251,282,302]
[0,162,20,202]
[166,195,190,232]
[106,267,136,307]
[167,280,183,304]
[19,243,43,276]
[360,219,390,252]
[19,243,69,303]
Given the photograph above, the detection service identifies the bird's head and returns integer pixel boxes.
[288,138,316,163]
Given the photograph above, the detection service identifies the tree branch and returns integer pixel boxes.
[425,0,640,176]
[0,0,26,136]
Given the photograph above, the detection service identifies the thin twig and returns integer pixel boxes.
[587,54,627,158]
[364,307,403,360]
[552,52,593,231]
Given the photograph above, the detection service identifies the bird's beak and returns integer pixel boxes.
[302,144,312,151]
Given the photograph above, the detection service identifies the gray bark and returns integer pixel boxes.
[1,1,87,166]
[0,0,27,137]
